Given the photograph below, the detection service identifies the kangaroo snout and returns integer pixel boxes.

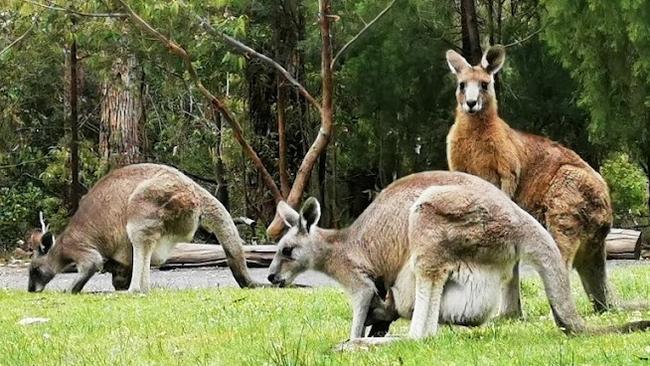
[267,273,286,287]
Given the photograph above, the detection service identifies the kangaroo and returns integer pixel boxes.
[28,163,259,293]
[444,45,645,316]
[267,171,650,345]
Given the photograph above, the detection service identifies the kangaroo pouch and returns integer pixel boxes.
[390,262,510,326]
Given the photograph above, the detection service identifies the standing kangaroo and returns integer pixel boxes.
[28,163,258,293]
[445,45,642,315]
[267,171,650,344]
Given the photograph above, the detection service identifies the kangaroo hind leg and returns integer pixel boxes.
[126,220,162,293]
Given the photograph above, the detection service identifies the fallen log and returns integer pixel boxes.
[160,243,277,270]
[160,228,643,269]
[605,228,643,260]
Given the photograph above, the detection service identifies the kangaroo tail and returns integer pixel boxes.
[518,208,650,336]
[196,188,256,288]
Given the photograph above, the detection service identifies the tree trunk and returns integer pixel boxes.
[213,110,229,209]
[488,0,502,99]
[99,54,144,170]
[646,154,650,217]
[460,0,482,65]
[69,38,81,213]
[277,80,290,197]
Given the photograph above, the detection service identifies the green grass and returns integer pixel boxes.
[2,266,650,365]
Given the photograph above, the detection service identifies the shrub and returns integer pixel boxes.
[600,153,649,222]
[0,183,66,250]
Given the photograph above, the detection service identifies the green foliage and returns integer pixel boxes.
[601,153,649,220]
[2,0,649,244]
[542,0,650,163]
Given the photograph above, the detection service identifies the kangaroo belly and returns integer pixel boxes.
[440,266,506,326]
[391,263,510,326]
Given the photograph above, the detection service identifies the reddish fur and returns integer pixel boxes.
[446,56,615,311]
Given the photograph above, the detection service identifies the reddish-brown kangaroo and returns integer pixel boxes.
[445,45,646,315]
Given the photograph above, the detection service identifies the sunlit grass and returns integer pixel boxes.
[1,265,649,365]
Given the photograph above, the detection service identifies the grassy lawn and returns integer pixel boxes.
[1,266,650,365]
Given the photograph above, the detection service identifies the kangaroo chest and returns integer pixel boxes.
[447,124,503,186]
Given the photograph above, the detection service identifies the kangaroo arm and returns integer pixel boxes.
[497,160,520,198]
[350,287,375,339]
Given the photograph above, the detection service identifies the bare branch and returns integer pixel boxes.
[25,0,127,18]
[115,0,283,203]
[39,211,49,233]
[197,17,322,114]
[266,0,336,239]
[331,0,397,70]
[504,26,544,48]
[0,24,34,58]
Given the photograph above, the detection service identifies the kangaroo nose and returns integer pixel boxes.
[466,100,477,109]
[267,274,276,283]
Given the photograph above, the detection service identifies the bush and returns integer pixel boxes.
[0,183,67,250]
[600,153,649,222]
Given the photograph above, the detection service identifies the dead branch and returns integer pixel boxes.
[265,0,335,238]
[115,0,283,202]
[0,24,34,58]
[331,0,397,70]
[25,0,127,18]
[504,26,544,48]
[198,17,322,114]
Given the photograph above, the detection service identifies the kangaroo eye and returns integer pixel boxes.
[481,82,489,90]
[281,247,294,257]
[459,82,465,90]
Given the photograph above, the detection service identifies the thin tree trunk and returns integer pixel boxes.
[646,154,650,218]
[460,0,482,64]
[213,111,229,209]
[100,54,144,169]
[69,37,81,213]
[277,81,290,197]
[488,0,495,45]
[318,148,327,223]
[487,0,502,99]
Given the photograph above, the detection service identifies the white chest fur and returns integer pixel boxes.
[390,262,511,326]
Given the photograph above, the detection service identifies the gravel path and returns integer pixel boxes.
[1,260,648,293]
[0,266,337,292]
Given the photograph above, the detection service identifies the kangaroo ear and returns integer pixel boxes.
[277,201,300,228]
[481,45,506,74]
[39,232,55,255]
[446,50,471,74]
[299,197,321,233]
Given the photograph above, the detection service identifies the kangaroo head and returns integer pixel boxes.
[446,45,505,115]
[28,231,57,292]
[268,197,322,287]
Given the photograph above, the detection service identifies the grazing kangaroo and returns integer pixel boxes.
[267,171,650,345]
[445,45,643,315]
[28,163,258,293]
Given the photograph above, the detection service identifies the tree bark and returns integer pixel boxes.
[460,0,482,65]
[277,80,290,197]
[213,110,229,209]
[99,54,144,169]
[646,154,650,217]
[69,37,81,213]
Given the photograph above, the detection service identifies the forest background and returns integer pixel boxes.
[1,0,649,249]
